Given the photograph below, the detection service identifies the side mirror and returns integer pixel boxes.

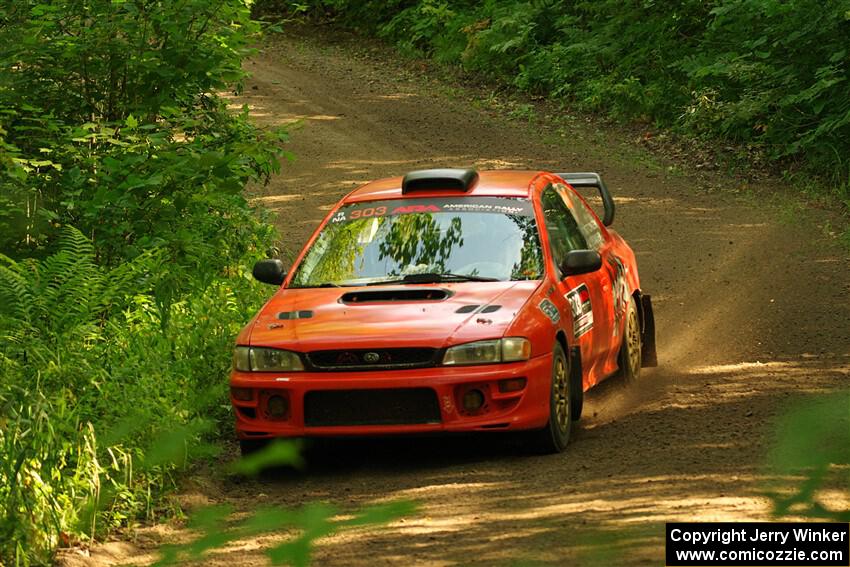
[561,250,602,276]
[252,259,286,285]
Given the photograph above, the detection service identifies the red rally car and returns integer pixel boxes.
[231,169,657,454]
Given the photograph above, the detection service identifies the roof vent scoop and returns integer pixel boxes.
[401,168,479,194]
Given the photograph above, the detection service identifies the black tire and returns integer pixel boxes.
[617,295,642,381]
[239,438,268,457]
[527,343,571,454]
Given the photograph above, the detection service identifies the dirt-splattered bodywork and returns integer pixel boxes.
[230,170,655,441]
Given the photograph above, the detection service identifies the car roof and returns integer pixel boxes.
[344,170,548,203]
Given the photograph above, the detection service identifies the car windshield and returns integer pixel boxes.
[289,197,544,287]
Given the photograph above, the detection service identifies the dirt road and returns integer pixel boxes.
[88,28,850,566]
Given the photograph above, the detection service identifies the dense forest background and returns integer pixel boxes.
[282,0,850,197]
[1,0,848,564]
[0,1,284,563]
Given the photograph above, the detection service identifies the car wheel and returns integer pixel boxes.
[618,295,642,381]
[528,343,571,454]
[239,438,267,457]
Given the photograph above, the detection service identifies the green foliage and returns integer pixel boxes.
[0,229,272,564]
[0,0,288,563]
[230,440,305,476]
[0,386,98,566]
[141,441,417,567]
[1,102,283,271]
[297,0,850,185]
[155,497,417,566]
[767,391,850,521]
[0,0,285,271]
[0,0,253,122]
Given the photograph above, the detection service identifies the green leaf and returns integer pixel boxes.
[142,420,213,469]
[230,439,303,475]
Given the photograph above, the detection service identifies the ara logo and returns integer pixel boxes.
[391,205,440,214]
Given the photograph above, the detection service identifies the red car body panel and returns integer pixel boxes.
[230,170,649,440]
[248,281,540,350]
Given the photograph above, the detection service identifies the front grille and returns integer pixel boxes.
[306,347,438,371]
[303,388,442,427]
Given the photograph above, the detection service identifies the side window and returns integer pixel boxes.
[556,184,605,250]
[541,186,587,274]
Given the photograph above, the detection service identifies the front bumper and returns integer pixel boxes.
[229,353,552,439]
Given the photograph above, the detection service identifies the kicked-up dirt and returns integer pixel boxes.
[65,26,850,567]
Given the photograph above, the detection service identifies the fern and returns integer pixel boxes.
[0,254,35,324]
[0,227,160,369]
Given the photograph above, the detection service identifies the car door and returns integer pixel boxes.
[539,185,613,385]
[556,183,623,377]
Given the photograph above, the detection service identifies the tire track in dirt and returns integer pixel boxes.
[79,28,850,567]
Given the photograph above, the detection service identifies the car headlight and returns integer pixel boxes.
[442,338,531,366]
[233,346,304,372]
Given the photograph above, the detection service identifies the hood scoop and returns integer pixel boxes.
[341,288,451,304]
[278,310,313,320]
[455,304,480,313]
[455,304,502,314]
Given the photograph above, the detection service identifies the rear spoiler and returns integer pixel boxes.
[556,172,615,226]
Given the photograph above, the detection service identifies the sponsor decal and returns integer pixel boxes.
[608,256,629,337]
[442,394,454,412]
[333,197,535,224]
[392,204,440,214]
[441,202,526,215]
[566,284,594,339]
[538,298,560,323]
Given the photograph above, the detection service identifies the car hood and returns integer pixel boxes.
[247,281,541,350]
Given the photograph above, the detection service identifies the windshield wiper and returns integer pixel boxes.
[366,272,500,286]
[292,282,343,288]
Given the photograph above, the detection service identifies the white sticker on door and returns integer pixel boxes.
[566,284,594,339]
